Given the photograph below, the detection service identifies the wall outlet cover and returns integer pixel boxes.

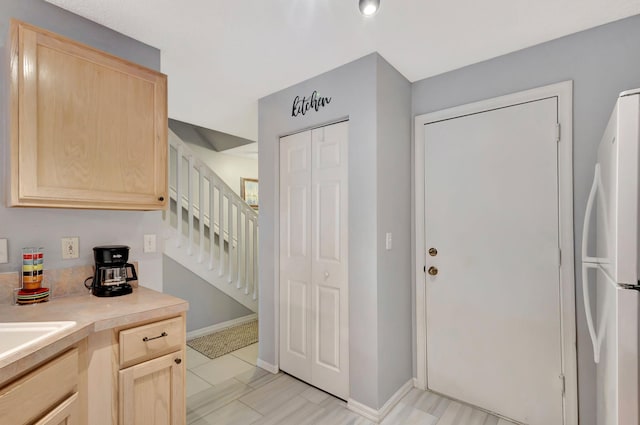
[61,237,79,259]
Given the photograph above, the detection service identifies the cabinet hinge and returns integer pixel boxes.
[556,123,561,143]
[560,374,566,395]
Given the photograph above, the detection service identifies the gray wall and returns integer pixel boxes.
[411,14,640,425]
[375,57,412,404]
[0,0,164,290]
[163,255,253,332]
[258,53,413,409]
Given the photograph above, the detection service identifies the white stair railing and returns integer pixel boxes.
[164,134,259,312]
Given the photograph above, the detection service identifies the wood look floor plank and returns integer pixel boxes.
[434,400,462,425]
[233,368,281,389]
[416,391,444,415]
[455,405,474,424]
[186,347,519,425]
[186,378,253,424]
[300,385,331,405]
[381,401,438,425]
[191,400,262,425]
[467,409,489,425]
[252,395,325,425]
[431,395,452,417]
[239,374,310,415]
[186,370,214,397]
[314,405,375,425]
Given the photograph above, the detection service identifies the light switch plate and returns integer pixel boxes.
[0,239,7,264]
[385,232,392,250]
[61,237,79,259]
[144,234,157,253]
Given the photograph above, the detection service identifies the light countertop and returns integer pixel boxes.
[0,286,188,385]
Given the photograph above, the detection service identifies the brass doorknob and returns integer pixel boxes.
[428,248,438,257]
[427,266,438,276]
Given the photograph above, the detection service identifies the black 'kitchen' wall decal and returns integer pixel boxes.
[292,91,331,117]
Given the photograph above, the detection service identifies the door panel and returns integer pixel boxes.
[280,131,312,381]
[286,280,308,357]
[288,186,309,258]
[316,286,340,369]
[310,122,349,399]
[317,182,341,261]
[425,98,563,425]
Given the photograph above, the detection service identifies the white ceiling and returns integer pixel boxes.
[46,0,640,141]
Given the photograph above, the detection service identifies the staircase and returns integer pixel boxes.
[163,132,258,312]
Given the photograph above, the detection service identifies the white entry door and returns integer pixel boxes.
[279,121,349,399]
[425,98,564,424]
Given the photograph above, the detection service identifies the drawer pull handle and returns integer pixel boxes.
[174,358,182,365]
[142,331,168,342]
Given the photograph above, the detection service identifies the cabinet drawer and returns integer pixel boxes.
[119,317,184,368]
[33,392,79,425]
[0,348,78,425]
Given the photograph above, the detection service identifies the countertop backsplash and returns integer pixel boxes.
[0,263,139,305]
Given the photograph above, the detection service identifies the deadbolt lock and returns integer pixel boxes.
[428,248,438,256]
[427,266,438,276]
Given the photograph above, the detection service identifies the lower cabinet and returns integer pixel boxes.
[119,352,184,425]
[0,348,80,425]
[116,315,186,425]
[86,314,187,425]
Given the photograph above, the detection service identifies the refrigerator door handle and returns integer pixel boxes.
[582,164,608,263]
[581,163,603,363]
[582,262,601,363]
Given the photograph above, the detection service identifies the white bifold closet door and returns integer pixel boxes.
[279,120,349,400]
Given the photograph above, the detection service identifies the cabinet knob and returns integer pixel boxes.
[158,196,165,202]
[174,358,182,365]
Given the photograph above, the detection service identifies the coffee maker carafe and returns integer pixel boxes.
[91,245,136,297]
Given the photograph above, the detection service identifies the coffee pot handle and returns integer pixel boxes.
[125,263,138,282]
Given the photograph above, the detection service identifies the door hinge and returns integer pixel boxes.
[560,374,566,395]
[556,123,561,143]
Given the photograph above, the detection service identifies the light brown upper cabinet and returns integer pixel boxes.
[8,20,168,210]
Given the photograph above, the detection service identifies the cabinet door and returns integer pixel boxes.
[34,393,79,425]
[119,351,184,425]
[9,20,168,210]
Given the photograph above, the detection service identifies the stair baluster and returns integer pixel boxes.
[165,133,259,312]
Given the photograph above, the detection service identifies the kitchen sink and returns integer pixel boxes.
[0,321,76,361]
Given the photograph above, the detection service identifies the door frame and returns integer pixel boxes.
[413,81,577,424]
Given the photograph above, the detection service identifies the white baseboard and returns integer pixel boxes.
[257,358,279,374]
[412,377,421,389]
[347,378,413,423]
[347,399,380,422]
[186,313,258,340]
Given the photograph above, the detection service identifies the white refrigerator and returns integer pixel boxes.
[582,88,640,425]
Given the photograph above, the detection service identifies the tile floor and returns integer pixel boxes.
[186,344,519,425]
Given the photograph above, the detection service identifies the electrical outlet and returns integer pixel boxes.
[0,239,7,264]
[61,237,79,259]
[143,234,157,253]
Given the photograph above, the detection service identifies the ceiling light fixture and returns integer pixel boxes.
[359,0,380,16]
